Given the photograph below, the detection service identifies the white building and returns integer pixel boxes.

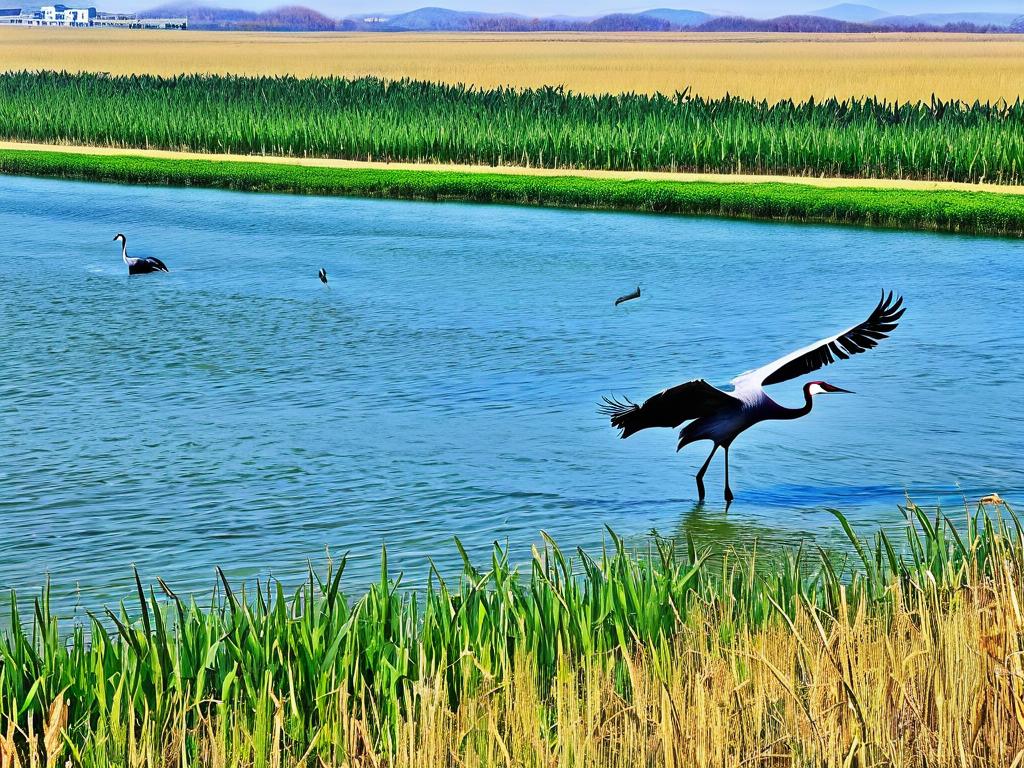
[0,5,186,27]
[42,4,94,24]
[0,5,98,25]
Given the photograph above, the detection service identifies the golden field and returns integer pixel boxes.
[1,29,1024,101]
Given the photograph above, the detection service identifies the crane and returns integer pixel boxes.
[600,291,905,503]
[113,234,169,275]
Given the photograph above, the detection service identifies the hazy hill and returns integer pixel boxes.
[142,3,258,23]
[639,8,714,26]
[694,14,877,32]
[366,6,513,30]
[810,4,886,22]
[144,3,341,28]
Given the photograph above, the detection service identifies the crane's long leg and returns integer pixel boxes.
[724,445,734,504]
[695,444,718,502]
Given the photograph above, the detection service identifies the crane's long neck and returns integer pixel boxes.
[773,384,815,421]
[119,238,129,264]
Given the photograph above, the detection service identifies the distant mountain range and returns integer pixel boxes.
[141,4,1024,33]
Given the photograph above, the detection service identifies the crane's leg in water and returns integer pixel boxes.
[724,445,734,504]
[695,444,718,502]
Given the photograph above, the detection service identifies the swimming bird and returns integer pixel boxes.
[319,268,328,285]
[600,291,905,504]
[113,234,169,275]
[615,286,641,306]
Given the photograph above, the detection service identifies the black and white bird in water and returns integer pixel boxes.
[615,286,641,306]
[113,234,169,275]
[600,291,905,504]
[319,268,328,285]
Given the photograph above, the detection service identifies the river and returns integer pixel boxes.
[1,174,1021,616]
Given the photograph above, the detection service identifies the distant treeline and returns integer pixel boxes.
[468,14,1011,34]
[142,4,1022,33]
[2,71,1023,185]
[467,14,675,32]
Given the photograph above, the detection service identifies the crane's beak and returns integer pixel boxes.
[829,386,854,394]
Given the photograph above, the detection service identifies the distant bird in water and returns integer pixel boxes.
[615,286,641,306]
[319,268,328,285]
[113,234,169,275]
[600,291,905,504]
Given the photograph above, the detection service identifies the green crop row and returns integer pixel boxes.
[1,72,1024,183]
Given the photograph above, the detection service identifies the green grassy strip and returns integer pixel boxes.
[3,147,1024,237]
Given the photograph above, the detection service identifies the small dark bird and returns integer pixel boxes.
[615,286,641,306]
[600,291,905,504]
[113,234,169,275]
[319,268,328,285]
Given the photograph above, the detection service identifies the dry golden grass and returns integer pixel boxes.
[2,29,1024,102]
[5,579,1022,767]
[4,501,1024,767]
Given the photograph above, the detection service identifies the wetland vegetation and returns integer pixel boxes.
[1,503,1021,767]
[2,72,1024,183]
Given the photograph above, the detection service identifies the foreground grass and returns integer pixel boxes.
[3,147,1024,237]
[1,501,1023,766]
[3,72,1024,183]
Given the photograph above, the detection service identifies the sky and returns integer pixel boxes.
[120,0,1024,18]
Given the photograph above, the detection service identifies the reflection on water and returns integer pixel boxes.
[0,174,1021,618]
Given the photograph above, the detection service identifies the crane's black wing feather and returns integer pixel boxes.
[141,256,170,273]
[600,379,740,439]
[743,291,905,388]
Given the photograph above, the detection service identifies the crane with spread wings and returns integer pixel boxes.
[600,291,905,504]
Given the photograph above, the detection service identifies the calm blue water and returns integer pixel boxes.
[1,174,1022,617]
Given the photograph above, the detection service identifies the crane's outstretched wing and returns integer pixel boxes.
[600,379,741,439]
[731,291,905,391]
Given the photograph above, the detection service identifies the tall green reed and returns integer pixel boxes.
[0,500,1018,764]
[1,72,1023,183]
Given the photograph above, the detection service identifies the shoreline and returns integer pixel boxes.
[3,140,1024,196]
[2,144,1024,237]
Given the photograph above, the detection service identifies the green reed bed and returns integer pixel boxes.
[2,72,1024,183]
[0,502,1021,766]
[4,148,1024,237]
